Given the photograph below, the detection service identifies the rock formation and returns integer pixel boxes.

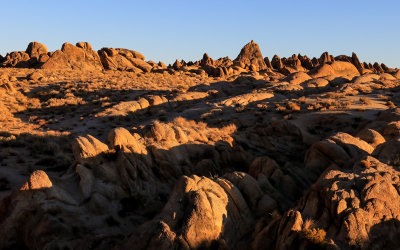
[42,42,103,70]
[2,51,31,67]
[234,40,267,71]
[98,48,151,72]
[25,41,48,61]
[351,52,364,73]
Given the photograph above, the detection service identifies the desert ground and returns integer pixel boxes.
[1,41,400,249]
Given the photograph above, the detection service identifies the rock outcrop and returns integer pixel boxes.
[310,61,360,78]
[98,48,151,72]
[253,155,400,249]
[2,51,31,67]
[234,40,267,71]
[25,41,48,61]
[351,52,364,73]
[120,174,254,249]
[41,42,103,70]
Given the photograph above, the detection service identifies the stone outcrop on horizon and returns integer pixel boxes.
[1,40,395,77]
[41,42,103,70]
[98,47,152,72]
[233,40,267,71]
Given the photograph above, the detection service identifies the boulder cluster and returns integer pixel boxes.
[3,109,400,249]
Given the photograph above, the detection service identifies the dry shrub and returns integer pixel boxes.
[302,228,327,247]
[286,102,300,111]
[377,94,389,100]
[235,105,246,113]
[302,219,315,230]
[319,98,335,106]
[335,100,351,109]
[359,97,372,105]
[256,103,268,111]
[360,160,371,168]
[387,100,396,108]
[275,104,287,112]
[325,92,345,99]
[298,96,307,104]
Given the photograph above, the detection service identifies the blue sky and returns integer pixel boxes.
[1,0,399,67]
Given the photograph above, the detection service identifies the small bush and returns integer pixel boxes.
[360,160,371,168]
[359,97,372,105]
[286,102,301,111]
[387,100,396,108]
[302,228,327,247]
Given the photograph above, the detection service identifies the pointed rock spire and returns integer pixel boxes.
[234,40,267,70]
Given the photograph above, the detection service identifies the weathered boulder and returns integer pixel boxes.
[310,61,360,78]
[357,128,385,148]
[19,170,53,190]
[72,134,109,164]
[305,132,373,176]
[373,137,400,165]
[256,156,400,249]
[351,73,380,84]
[120,174,254,249]
[382,121,400,139]
[2,51,30,67]
[25,42,48,60]
[301,78,329,88]
[98,47,151,72]
[283,72,312,85]
[271,55,283,70]
[26,71,44,81]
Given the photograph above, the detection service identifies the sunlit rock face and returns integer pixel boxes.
[0,40,400,249]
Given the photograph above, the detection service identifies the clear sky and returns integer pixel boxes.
[1,0,399,67]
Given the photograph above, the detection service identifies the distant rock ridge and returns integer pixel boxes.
[0,41,397,76]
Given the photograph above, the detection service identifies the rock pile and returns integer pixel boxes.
[41,42,103,70]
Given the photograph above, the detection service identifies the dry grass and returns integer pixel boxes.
[0,132,73,171]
